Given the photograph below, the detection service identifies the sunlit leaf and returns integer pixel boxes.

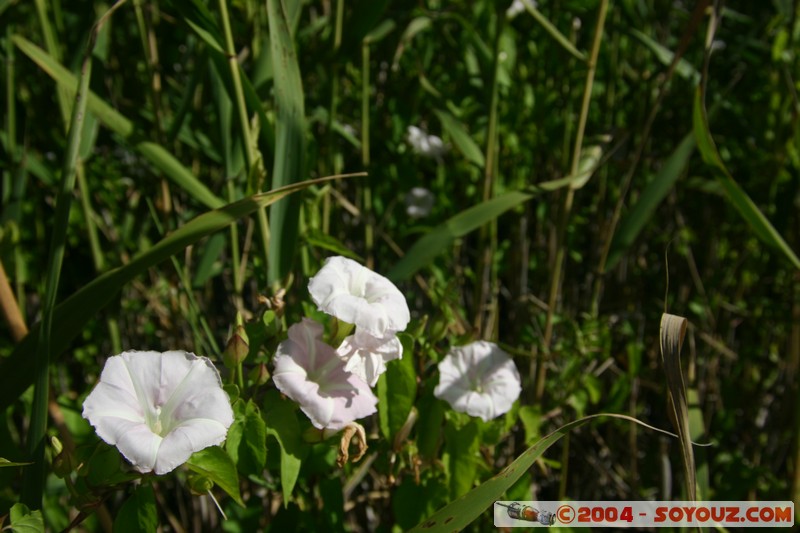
[9,503,44,533]
[186,446,244,506]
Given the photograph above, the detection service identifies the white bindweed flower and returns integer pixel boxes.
[308,256,410,338]
[273,319,378,430]
[82,350,234,475]
[506,0,527,19]
[406,126,446,158]
[337,329,403,387]
[405,187,435,219]
[434,341,521,422]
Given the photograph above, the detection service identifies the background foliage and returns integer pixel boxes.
[1,0,799,530]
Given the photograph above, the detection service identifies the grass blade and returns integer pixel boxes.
[12,35,224,209]
[434,109,485,167]
[659,313,695,501]
[520,0,586,62]
[409,413,681,532]
[607,132,695,270]
[267,0,307,284]
[630,28,700,83]
[693,87,800,270]
[387,173,577,282]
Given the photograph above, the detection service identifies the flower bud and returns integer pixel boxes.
[248,362,270,386]
[223,325,249,368]
[51,436,74,478]
[187,473,214,495]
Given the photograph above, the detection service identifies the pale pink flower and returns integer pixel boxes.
[273,319,378,430]
[82,350,234,475]
[434,341,521,422]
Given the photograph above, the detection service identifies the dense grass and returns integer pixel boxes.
[1,0,799,530]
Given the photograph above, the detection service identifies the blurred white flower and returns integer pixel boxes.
[308,256,410,338]
[434,341,521,422]
[507,0,532,19]
[337,329,403,387]
[82,350,234,475]
[273,319,378,430]
[405,187,435,219]
[406,125,446,158]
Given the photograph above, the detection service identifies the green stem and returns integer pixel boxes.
[362,40,373,267]
[474,7,504,338]
[323,0,345,236]
[5,24,16,177]
[237,362,245,390]
[227,180,243,295]
[5,25,26,318]
[217,0,269,272]
[535,0,608,401]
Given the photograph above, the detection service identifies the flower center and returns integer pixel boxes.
[151,405,166,436]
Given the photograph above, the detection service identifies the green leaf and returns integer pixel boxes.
[85,443,139,487]
[630,29,700,83]
[520,0,586,62]
[9,503,44,533]
[388,176,574,281]
[416,387,446,461]
[192,232,227,288]
[410,414,678,532]
[569,144,604,190]
[0,176,344,411]
[363,19,396,44]
[113,485,157,533]
[444,418,480,499]
[517,405,542,446]
[692,87,800,269]
[12,35,224,210]
[304,229,363,261]
[267,0,307,283]
[169,0,226,53]
[226,399,267,476]
[186,446,244,506]
[392,17,432,68]
[433,109,485,167]
[377,334,417,443]
[263,389,309,504]
[0,457,33,467]
[607,131,695,270]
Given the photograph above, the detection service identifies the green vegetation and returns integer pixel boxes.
[1,0,798,530]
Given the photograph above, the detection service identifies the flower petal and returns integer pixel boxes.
[155,418,231,475]
[337,330,403,386]
[434,341,521,421]
[273,319,378,430]
[92,415,162,473]
[159,354,234,433]
[308,256,410,337]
